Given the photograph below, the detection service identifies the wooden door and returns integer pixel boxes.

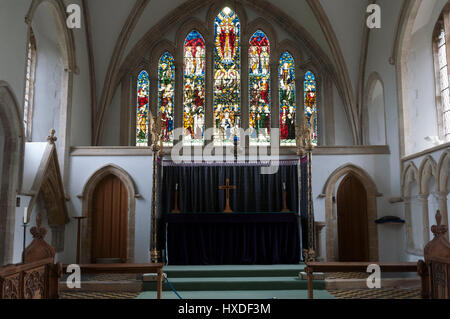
[91,175,128,263]
[337,174,369,262]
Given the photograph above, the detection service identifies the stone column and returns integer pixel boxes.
[314,222,326,261]
[419,194,431,245]
[404,196,414,251]
[438,191,449,240]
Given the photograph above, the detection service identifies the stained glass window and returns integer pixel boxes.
[24,29,37,140]
[214,7,241,146]
[304,71,318,146]
[183,30,206,145]
[136,70,149,146]
[279,52,296,146]
[249,30,271,146]
[158,52,175,146]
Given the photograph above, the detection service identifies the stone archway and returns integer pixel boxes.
[322,164,380,261]
[0,81,24,266]
[80,165,138,264]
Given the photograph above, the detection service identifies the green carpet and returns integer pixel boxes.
[138,290,334,299]
[162,265,307,278]
[141,265,327,299]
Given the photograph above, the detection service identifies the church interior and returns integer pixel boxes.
[0,0,449,301]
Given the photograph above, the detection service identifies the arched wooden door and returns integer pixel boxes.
[91,174,128,263]
[337,173,369,262]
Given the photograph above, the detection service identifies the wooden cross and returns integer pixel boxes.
[219,178,236,213]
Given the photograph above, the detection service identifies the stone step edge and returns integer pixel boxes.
[325,278,420,290]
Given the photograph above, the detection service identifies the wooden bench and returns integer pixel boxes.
[304,262,418,299]
[62,263,164,299]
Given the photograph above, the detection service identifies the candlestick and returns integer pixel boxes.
[23,207,28,224]
[22,222,28,264]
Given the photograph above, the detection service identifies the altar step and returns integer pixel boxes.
[161,264,308,278]
[142,265,326,292]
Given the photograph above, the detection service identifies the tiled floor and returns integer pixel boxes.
[328,288,421,299]
[60,291,140,299]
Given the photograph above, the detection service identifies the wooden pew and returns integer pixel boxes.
[62,263,164,299]
[417,211,450,299]
[0,213,62,299]
[304,262,418,299]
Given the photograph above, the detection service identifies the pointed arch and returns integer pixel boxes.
[438,150,450,194]
[0,81,24,266]
[80,164,138,263]
[364,72,387,145]
[418,156,438,195]
[402,162,419,197]
[322,164,380,261]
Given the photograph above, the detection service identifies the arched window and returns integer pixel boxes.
[304,71,318,146]
[249,30,271,146]
[24,29,37,141]
[214,7,241,146]
[158,52,175,146]
[183,30,206,146]
[433,8,450,141]
[136,70,149,146]
[279,52,296,146]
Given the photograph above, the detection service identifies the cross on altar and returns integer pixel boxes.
[219,178,236,213]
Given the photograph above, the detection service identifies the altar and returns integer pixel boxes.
[165,212,301,265]
[159,161,307,265]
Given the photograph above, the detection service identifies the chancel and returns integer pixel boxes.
[0,0,450,301]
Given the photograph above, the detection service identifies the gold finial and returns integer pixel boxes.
[46,129,57,144]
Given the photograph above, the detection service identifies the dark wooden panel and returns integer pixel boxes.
[92,175,128,263]
[337,174,369,262]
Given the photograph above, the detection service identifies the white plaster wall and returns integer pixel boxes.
[365,0,404,222]
[101,89,121,146]
[31,3,63,142]
[66,0,93,146]
[63,155,154,264]
[333,85,353,145]
[88,0,135,102]
[320,0,366,96]
[0,0,30,109]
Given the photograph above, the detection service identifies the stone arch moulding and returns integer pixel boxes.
[25,0,78,189]
[80,164,139,264]
[322,164,380,262]
[402,162,422,256]
[0,81,25,266]
[98,0,345,146]
[402,161,419,197]
[364,72,387,146]
[437,150,450,237]
[418,156,438,195]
